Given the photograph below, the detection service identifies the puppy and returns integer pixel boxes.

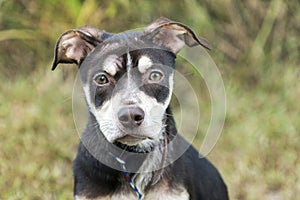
[52,17,228,200]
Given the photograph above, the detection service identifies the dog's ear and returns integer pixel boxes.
[144,17,211,54]
[51,26,111,70]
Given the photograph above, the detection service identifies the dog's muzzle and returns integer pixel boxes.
[116,106,148,146]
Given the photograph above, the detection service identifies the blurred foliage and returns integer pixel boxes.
[0,0,299,199]
[1,0,299,80]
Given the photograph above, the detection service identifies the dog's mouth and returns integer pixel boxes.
[116,135,147,146]
[113,135,155,153]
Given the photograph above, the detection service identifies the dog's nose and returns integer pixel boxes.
[118,107,145,127]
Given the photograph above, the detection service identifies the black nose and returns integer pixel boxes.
[118,107,145,127]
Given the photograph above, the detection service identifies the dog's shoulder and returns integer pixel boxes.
[73,143,123,198]
[176,137,229,200]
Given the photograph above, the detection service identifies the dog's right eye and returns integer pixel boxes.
[149,71,163,82]
[94,73,109,85]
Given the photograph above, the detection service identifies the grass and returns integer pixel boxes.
[0,62,299,199]
[1,1,300,199]
[0,70,76,199]
[209,65,300,199]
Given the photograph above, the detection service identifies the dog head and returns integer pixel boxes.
[52,17,210,153]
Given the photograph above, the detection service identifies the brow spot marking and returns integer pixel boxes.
[138,56,153,73]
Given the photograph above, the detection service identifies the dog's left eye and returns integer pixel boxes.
[94,73,109,85]
[149,71,163,82]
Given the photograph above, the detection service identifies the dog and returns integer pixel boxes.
[51,17,228,200]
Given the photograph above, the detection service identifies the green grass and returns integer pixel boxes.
[208,65,300,199]
[0,63,299,199]
[1,0,300,199]
[0,71,77,199]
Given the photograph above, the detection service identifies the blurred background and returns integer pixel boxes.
[0,0,299,199]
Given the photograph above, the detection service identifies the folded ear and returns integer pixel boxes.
[51,25,112,70]
[143,17,211,54]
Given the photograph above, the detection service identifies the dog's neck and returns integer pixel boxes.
[79,106,177,193]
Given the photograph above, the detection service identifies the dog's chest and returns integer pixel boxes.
[75,184,189,200]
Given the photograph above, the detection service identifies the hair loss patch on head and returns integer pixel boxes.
[138,56,153,73]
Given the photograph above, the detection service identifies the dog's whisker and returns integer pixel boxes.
[163,113,174,117]
[86,122,100,129]
[148,120,161,125]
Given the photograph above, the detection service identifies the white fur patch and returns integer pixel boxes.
[126,52,133,87]
[138,56,153,73]
[95,90,165,143]
[132,144,163,191]
[83,84,98,117]
[75,194,136,200]
[146,185,190,200]
[103,55,121,76]
[82,72,174,144]
[166,73,174,106]
[75,185,189,200]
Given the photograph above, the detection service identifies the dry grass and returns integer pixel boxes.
[0,0,299,199]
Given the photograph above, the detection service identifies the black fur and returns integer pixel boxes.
[74,107,228,199]
[52,18,229,200]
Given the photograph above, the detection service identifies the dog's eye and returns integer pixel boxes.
[94,73,109,85]
[149,71,163,82]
